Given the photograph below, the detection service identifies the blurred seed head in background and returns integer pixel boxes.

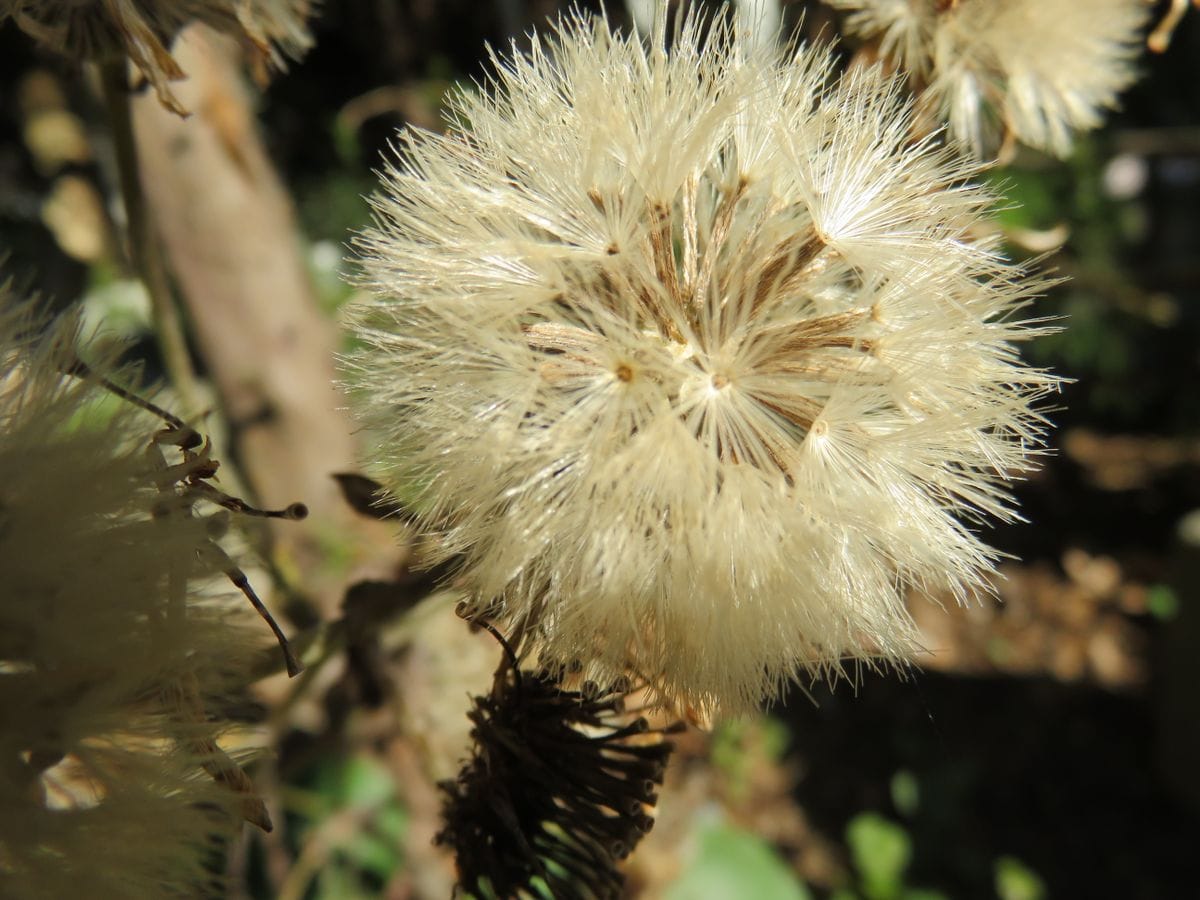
[0,0,315,112]
[0,286,266,899]
[827,0,1151,159]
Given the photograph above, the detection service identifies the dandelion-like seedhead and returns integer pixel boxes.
[437,662,677,899]
[0,292,265,898]
[0,0,313,112]
[828,0,1149,158]
[348,8,1058,716]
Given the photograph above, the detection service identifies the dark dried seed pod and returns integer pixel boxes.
[437,668,681,899]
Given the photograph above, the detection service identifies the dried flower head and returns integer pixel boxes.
[437,638,677,899]
[0,0,314,113]
[827,0,1149,158]
[347,8,1057,716]
[0,290,269,898]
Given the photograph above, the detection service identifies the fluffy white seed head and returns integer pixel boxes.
[347,9,1058,716]
[828,0,1150,158]
[0,290,263,897]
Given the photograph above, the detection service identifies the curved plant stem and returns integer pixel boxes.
[99,58,200,415]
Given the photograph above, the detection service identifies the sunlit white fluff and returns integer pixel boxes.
[0,290,262,898]
[828,0,1149,158]
[347,8,1057,716]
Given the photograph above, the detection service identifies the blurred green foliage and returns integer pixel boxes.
[1146,583,1182,621]
[993,856,1048,900]
[710,716,790,799]
[992,137,1197,430]
[272,755,407,899]
[833,813,946,900]
[664,819,813,900]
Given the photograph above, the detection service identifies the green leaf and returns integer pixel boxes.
[663,822,812,900]
[1146,584,1180,621]
[986,169,1060,231]
[901,889,950,900]
[889,770,920,818]
[710,720,750,781]
[342,829,401,879]
[375,805,408,844]
[315,861,374,900]
[994,856,1047,900]
[339,755,396,807]
[846,813,911,900]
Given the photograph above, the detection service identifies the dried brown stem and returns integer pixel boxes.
[98,58,200,415]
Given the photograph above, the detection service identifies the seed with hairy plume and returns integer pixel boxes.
[0,288,273,898]
[0,0,314,113]
[827,0,1150,159]
[347,7,1058,718]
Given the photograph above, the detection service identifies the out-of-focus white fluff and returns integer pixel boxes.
[828,0,1149,158]
[0,0,313,112]
[347,8,1058,716]
[0,289,261,898]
